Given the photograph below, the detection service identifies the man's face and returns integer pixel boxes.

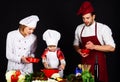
[82,13,95,26]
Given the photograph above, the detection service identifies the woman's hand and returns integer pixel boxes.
[21,56,30,64]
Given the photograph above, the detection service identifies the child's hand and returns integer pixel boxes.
[59,64,65,70]
[44,62,50,69]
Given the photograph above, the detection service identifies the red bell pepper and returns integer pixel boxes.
[11,74,18,82]
[15,70,21,76]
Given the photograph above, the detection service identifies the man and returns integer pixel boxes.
[73,1,116,82]
[6,15,39,75]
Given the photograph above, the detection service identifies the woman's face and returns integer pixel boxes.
[20,25,35,37]
[23,27,35,36]
[82,13,95,26]
[47,45,57,52]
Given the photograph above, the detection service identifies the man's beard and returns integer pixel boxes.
[85,21,93,26]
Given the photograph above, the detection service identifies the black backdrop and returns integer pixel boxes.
[0,0,119,82]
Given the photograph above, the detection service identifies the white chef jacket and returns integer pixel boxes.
[6,29,37,75]
[73,21,116,48]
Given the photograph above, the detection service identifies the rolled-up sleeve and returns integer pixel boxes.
[73,26,82,46]
[101,25,116,48]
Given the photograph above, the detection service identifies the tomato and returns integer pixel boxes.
[81,49,90,54]
[15,70,21,76]
[11,74,18,82]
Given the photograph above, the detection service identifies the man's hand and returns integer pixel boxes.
[85,41,95,50]
[77,49,89,57]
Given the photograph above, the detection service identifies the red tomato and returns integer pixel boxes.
[81,49,90,54]
[15,70,21,76]
[11,74,18,82]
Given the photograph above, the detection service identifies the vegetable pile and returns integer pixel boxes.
[5,70,25,82]
[66,64,94,82]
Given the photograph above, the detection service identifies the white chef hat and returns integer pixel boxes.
[19,15,39,28]
[43,29,61,46]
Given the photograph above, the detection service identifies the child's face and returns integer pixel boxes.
[47,45,57,52]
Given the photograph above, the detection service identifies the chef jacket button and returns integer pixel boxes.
[24,41,26,43]
[19,48,21,49]
[24,48,26,50]
[19,40,21,42]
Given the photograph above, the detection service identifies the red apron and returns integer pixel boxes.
[80,22,108,82]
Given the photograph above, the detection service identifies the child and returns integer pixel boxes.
[41,29,66,77]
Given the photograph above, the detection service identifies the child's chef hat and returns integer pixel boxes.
[19,15,39,28]
[43,29,61,46]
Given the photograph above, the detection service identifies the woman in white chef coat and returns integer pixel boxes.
[41,29,66,77]
[73,1,116,82]
[6,15,39,75]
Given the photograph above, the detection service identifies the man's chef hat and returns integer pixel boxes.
[19,15,39,28]
[43,29,61,46]
[77,1,94,16]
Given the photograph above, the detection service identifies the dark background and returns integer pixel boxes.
[0,0,119,82]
